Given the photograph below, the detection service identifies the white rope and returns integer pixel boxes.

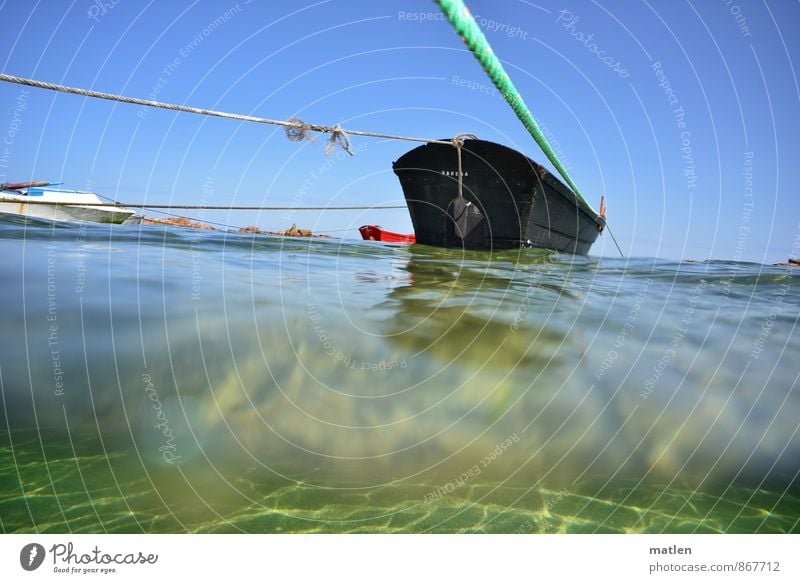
[0,73,451,151]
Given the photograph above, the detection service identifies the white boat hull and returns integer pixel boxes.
[0,188,135,224]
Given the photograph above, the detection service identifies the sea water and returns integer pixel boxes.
[0,215,797,533]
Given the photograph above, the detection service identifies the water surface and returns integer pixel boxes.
[0,216,798,533]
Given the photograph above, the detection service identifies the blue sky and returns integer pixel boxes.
[0,0,797,261]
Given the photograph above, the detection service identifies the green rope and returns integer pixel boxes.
[435,0,595,213]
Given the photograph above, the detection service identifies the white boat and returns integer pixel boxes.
[0,181,136,224]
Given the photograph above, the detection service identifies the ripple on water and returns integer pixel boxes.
[0,218,798,533]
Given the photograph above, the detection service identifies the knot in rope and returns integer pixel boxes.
[451,132,479,147]
[326,124,353,156]
[284,117,314,142]
[284,117,353,156]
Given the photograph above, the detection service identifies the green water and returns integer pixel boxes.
[0,217,798,533]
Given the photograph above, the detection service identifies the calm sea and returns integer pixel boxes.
[0,215,798,533]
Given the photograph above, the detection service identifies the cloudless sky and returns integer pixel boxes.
[0,0,798,261]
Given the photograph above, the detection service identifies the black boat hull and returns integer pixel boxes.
[393,139,604,254]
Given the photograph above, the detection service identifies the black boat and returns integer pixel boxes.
[393,137,605,254]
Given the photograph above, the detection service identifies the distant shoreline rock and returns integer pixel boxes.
[773,258,800,267]
[141,216,215,230]
[138,217,330,238]
[239,224,331,238]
